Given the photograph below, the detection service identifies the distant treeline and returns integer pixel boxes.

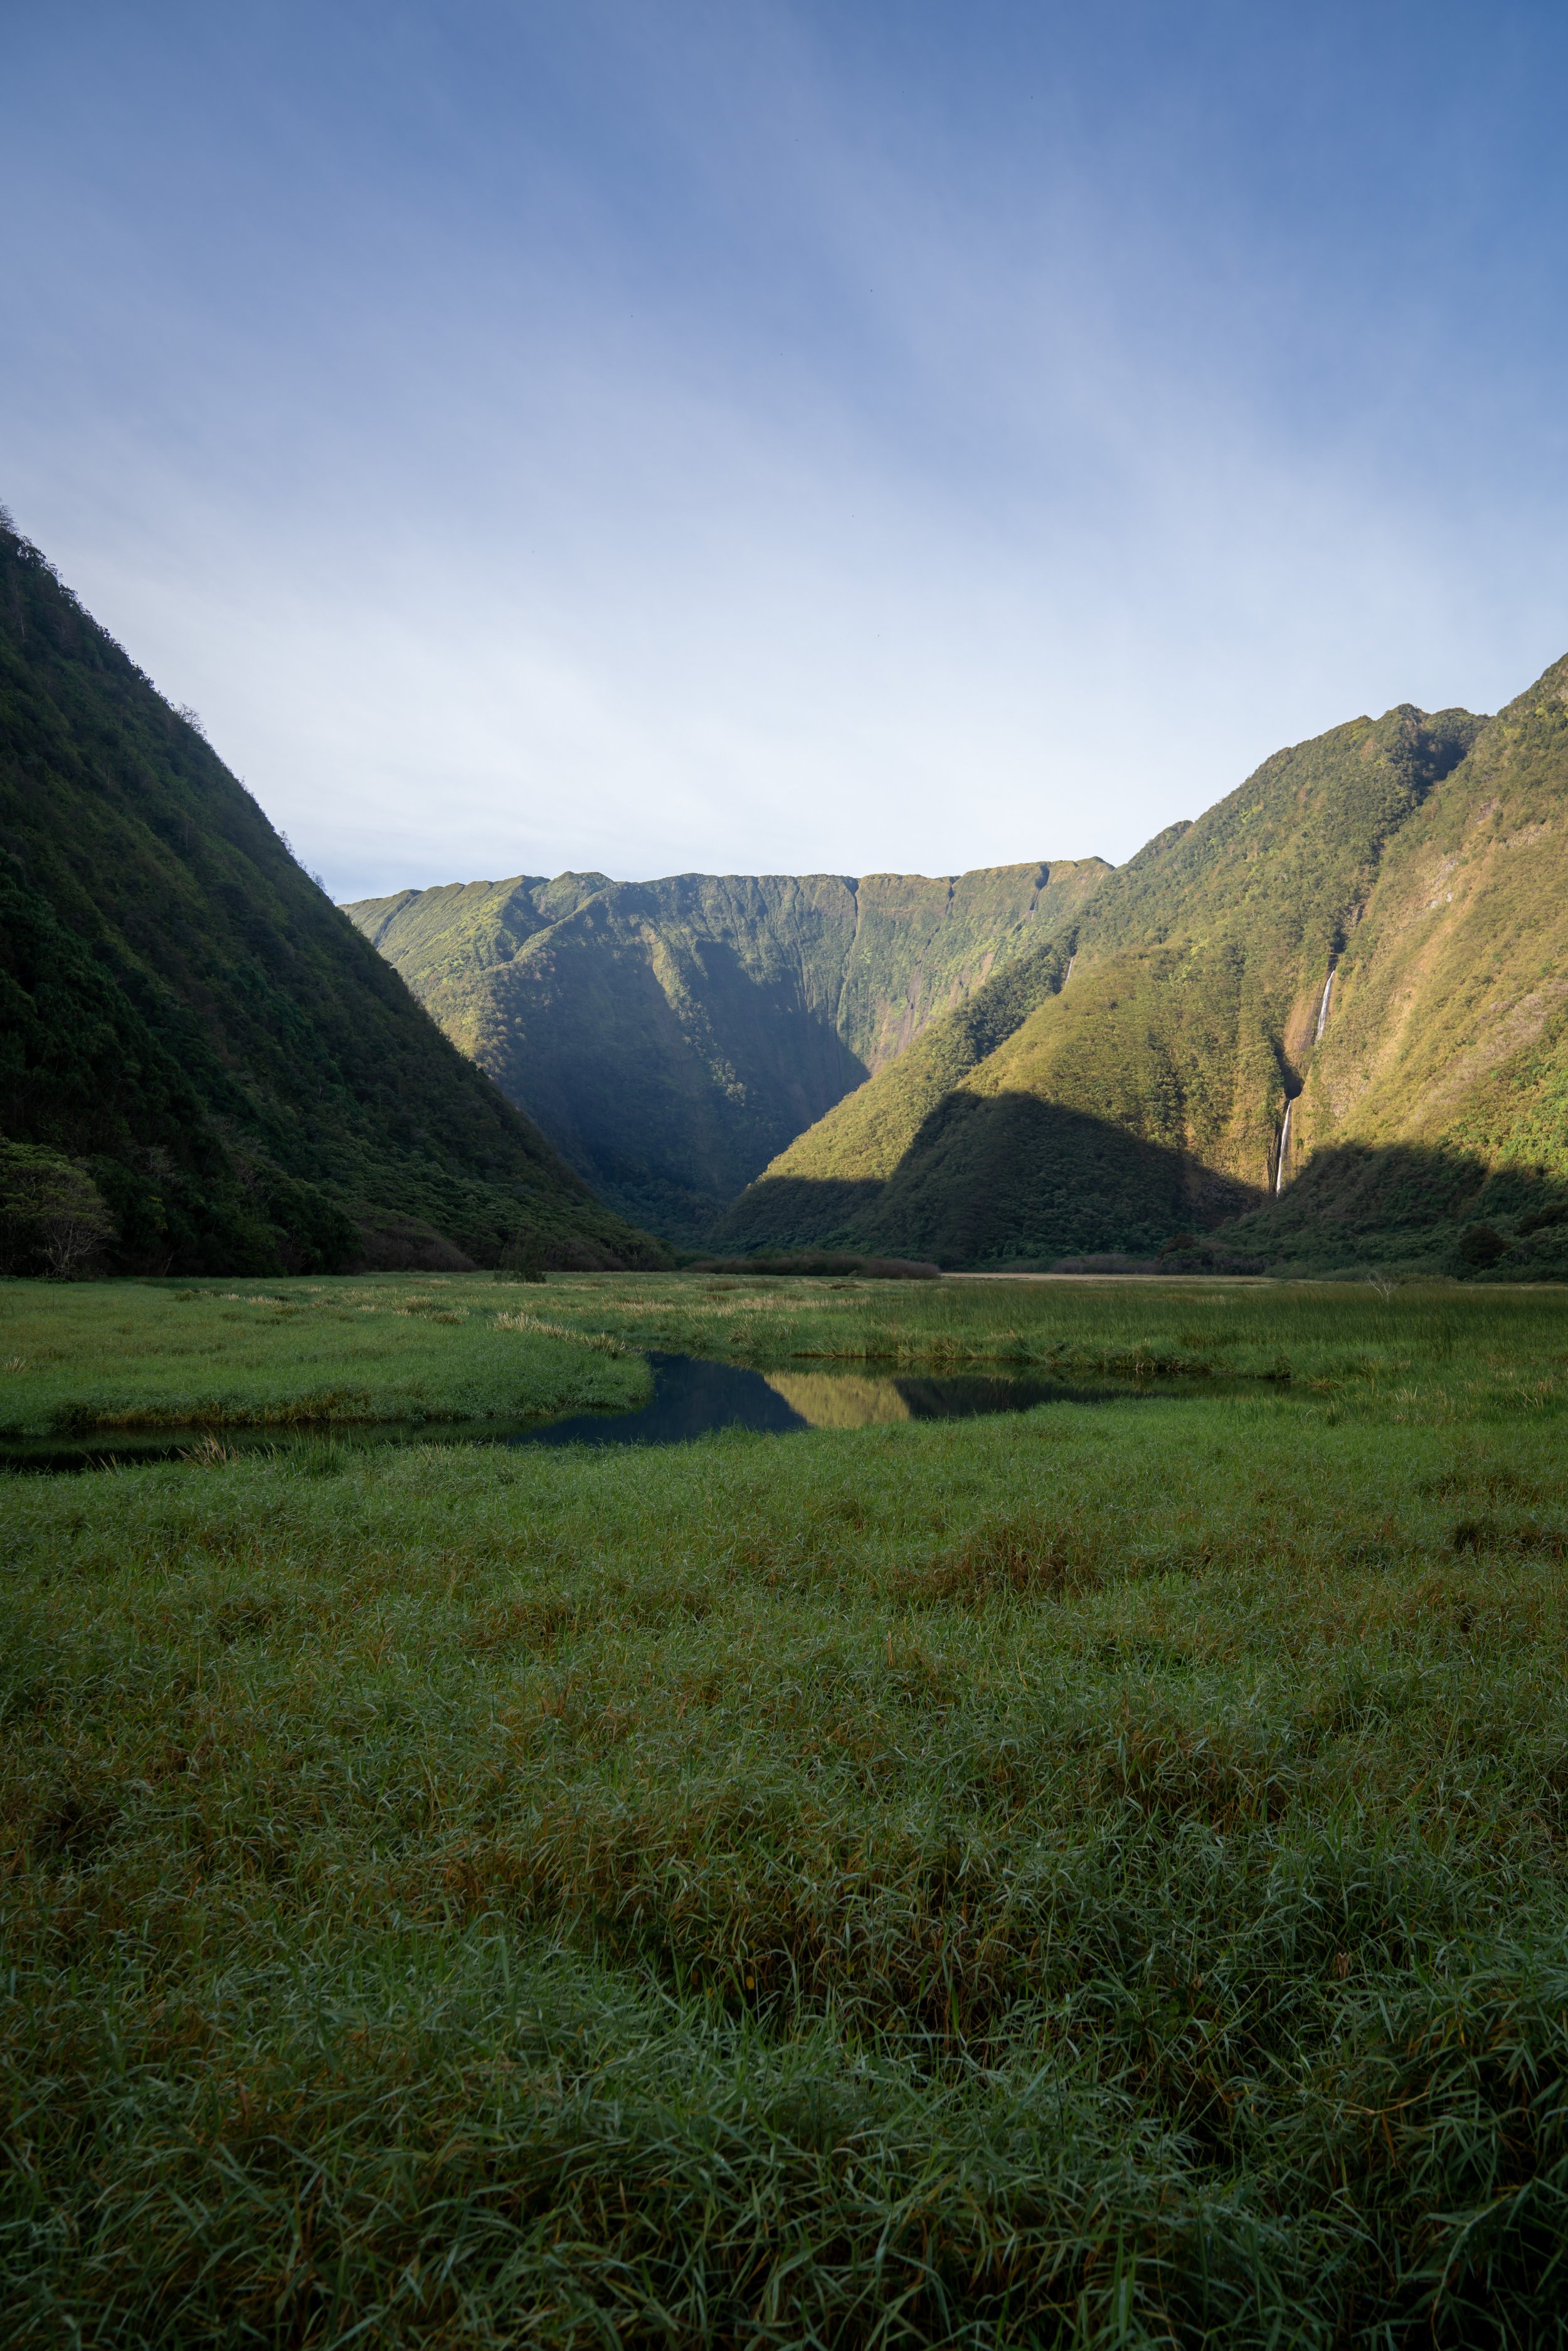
[688,1252,941,1280]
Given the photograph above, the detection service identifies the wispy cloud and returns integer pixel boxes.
[5,1,1566,897]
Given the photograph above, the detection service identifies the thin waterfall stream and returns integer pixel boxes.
[1274,1098,1293,1196]
[1276,965,1335,1194]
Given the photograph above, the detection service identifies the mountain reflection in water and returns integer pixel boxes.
[512,1351,1138,1447]
[9,1353,1165,1473]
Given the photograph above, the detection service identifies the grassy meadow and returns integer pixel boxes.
[6,1271,1568,2344]
[0,1275,645,1448]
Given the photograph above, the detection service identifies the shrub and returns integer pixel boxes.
[495,1228,548,1283]
[1147,1233,1268,1276]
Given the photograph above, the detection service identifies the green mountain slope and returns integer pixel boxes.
[721,702,1489,1264]
[346,860,1107,1240]
[1235,655,1568,1271]
[0,521,662,1275]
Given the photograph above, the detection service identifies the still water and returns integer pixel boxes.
[512,1349,1140,1446]
[4,1351,1160,1471]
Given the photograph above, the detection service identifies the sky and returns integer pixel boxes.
[5,1,1568,901]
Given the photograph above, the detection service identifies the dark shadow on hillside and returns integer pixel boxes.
[719,1091,1263,1265]
[710,1174,887,1253]
[721,1099,1568,1276]
[1229,1141,1568,1274]
[495,934,872,1247]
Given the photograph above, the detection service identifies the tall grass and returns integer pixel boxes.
[4,1278,1568,2340]
[0,1275,647,1437]
[508,1266,1568,1390]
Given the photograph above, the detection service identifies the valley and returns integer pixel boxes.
[14,4,1568,2338]
[8,517,1568,2343]
[14,486,1560,1290]
[346,860,1106,1240]
[352,677,1568,1280]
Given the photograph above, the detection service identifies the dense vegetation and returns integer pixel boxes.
[347,862,1106,1241]
[723,691,1568,1272]
[0,522,663,1278]
[23,533,1562,1290]
[8,1270,1568,2342]
[1262,657,1568,1253]
[689,1250,940,1278]
[331,649,1568,1278]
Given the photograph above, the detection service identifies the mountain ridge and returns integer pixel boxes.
[0,521,664,1276]
[346,857,1109,1240]
[718,695,1549,1268]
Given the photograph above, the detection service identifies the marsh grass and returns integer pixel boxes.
[5,1276,1568,2342]
[0,1275,649,1438]
[512,1268,1568,1393]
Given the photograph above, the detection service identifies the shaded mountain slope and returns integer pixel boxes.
[721,703,1486,1263]
[0,521,661,1275]
[702,927,1080,1239]
[347,859,1107,1239]
[716,823,1193,1224]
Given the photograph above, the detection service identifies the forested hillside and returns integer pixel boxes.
[347,860,1106,1239]
[719,688,1568,1273]
[1236,655,1568,1271]
[0,522,663,1276]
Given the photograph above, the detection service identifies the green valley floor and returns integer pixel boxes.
[5,1270,1568,2343]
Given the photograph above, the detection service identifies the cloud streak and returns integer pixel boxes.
[4,1,1567,897]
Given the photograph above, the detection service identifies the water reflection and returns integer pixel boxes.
[511,1351,1138,1447]
[763,1371,912,1428]
[516,1352,805,1446]
[7,1351,1163,1472]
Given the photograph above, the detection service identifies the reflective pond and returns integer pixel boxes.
[4,1351,1175,1471]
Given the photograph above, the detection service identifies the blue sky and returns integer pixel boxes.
[5,1,1567,898]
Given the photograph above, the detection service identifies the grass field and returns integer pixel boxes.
[5,1271,1568,2345]
[0,1276,646,1443]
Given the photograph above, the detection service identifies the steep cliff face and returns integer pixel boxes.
[1290,662,1568,1167]
[721,702,1493,1265]
[348,651,1568,1275]
[0,523,663,1274]
[346,859,1108,1239]
[1238,655,1568,1268]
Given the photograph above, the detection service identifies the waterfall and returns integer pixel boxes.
[1062,952,1076,987]
[1274,1098,1293,1197]
[1273,967,1332,1199]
